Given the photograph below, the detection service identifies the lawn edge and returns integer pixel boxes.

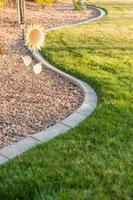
[0,6,106,166]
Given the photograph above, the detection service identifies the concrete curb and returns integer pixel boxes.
[0,6,106,166]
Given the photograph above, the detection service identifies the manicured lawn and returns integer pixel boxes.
[0,1,133,199]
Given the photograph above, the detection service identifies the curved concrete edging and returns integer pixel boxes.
[0,6,106,165]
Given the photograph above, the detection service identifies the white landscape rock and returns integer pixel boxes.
[33,62,42,74]
[22,55,32,67]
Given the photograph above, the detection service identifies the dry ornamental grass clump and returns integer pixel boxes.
[25,24,46,50]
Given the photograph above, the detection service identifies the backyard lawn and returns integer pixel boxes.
[0,0,133,199]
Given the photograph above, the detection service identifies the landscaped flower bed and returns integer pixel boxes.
[0,1,99,148]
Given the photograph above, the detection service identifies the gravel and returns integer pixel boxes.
[0,1,100,148]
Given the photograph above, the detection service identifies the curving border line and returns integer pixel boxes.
[0,6,106,165]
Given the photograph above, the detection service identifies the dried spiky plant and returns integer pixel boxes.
[25,24,45,50]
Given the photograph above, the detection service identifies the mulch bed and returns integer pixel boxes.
[0,1,100,148]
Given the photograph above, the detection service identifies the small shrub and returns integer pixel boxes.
[0,0,7,8]
[0,47,6,55]
[0,0,16,8]
[72,0,86,10]
[35,0,56,5]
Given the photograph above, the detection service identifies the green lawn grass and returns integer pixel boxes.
[0,1,133,199]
